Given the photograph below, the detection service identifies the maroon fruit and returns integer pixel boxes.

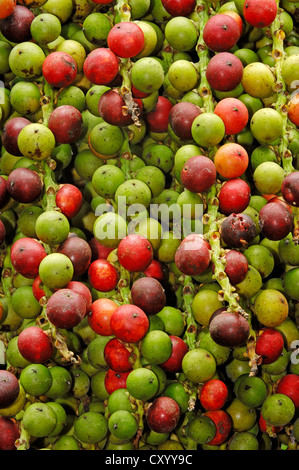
[48,106,83,144]
[110,304,149,343]
[255,327,284,364]
[169,101,202,140]
[144,96,173,133]
[0,417,20,450]
[220,213,256,248]
[98,88,142,126]
[117,234,153,272]
[146,396,181,433]
[46,288,87,329]
[57,235,91,277]
[1,117,31,156]
[160,335,189,373]
[175,234,211,276]
[258,201,294,241]
[83,48,119,85]
[104,338,132,372]
[206,52,243,92]
[88,259,119,292]
[203,13,241,52]
[66,281,92,316]
[42,51,77,88]
[6,167,43,203]
[209,311,250,347]
[0,370,19,408]
[0,5,34,43]
[181,155,217,193]
[10,237,47,279]
[130,276,166,315]
[224,250,249,285]
[281,171,299,207]
[17,326,54,363]
[0,220,5,243]
[0,175,10,209]
[161,0,196,16]
[218,179,251,215]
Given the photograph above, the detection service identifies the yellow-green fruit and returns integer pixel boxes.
[254,289,289,327]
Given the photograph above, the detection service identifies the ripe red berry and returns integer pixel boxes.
[175,234,211,276]
[200,379,229,411]
[203,14,241,52]
[276,374,299,409]
[110,304,149,343]
[83,48,119,85]
[88,259,119,292]
[255,328,284,364]
[243,0,278,28]
[107,22,145,58]
[117,234,153,272]
[42,51,77,88]
[17,326,53,364]
[218,178,251,215]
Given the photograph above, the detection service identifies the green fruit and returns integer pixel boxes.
[22,403,57,438]
[74,411,108,444]
[261,394,295,427]
[182,348,217,383]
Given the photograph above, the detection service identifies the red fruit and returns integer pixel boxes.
[146,397,181,434]
[0,417,20,450]
[48,106,83,144]
[220,213,256,248]
[255,328,284,364]
[10,237,47,279]
[104,369,131,395]
[0,5,34,43]
[206,52,243,92]
[243,0,277,28]
[17,326,53,364]
[288,94,299,127]
[169,101,202,140]
[214,142,249,179]
[218,179,251,215]
[175,234,211,276]
[224,250,249,285]
[110,304,149,343]
[98,89,142,126]
[55,184,83,219]
[204,410,232,446]
[88,298,118,336]
[160,335,188,373]
[143,259,165,282]
[88,259,119,292]
[214,97,249,135]
[83,48,119,85]
[117,234,153,272]
[6,168,43,203]
[0,370,20,408]
[46,289,87,329]
[88,237,114,261]
[161,0,196,16]
[276,374,299,408]
[42,51,77,88]
[0,175,10,210]
[66,281,92,316]
[258,201,294,241]
[32,275,45,302]
[199,379,228,411]
[107,21,145,58]
[258,413,283,435]
[209,311,251,347]
[57,236,91,277]
[104,338,132,372]
[281,171,299,207]
[0,220,5,243]
[144,96,173,133]
[1,116,31,156]
[131,276,166,315]
[181,154,217,193]
[203,14,241,52]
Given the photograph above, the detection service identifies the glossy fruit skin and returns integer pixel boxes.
[48,105,83,144]
[214,97,249,135]
[169,102,202,140]
[98,89,142,127]
[107,21,145,58]
[42,51,77,88]
[220,213,256,248]
[281,171,299,207]
[224,250,249,285]
[117,235,153,272]
[17,326,53,364]
[0,176,10,210]
[255,327,284,364]
[104,369,131,395]
[219,179,251,215]
[1,117,31,156]
[0,5,34,43]
[57,236,91,277]
[88,298,118,336]
[160,335,189,373]
[203,410,232,446]
[199,379,228,411]
[0,417,20,450]
[83,48,119,85]
[214,143,249,179]
[10,237,47,279]
[146,396,180,434]
[203,14,241,52]
[276,375,299,409]
[243,0,277,28]
[88,259,119,292]
[161,0,196,16]
[104,338,132,373]
[181,155,217,193]
[145,96,173,133]
[0,370,19,408]
[6,168,43,204]
[175,234,211,276]
[209,311,251,347]
[258,201,294,241]
[110,304,149,343]
[46,289,87,329]
[66,281,92,316]
[206,52,243,92]
[89,238,114,261]
[130,276,166,315]
[55,184,83,219]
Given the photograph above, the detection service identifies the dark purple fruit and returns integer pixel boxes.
[0,5,34,43]
[1,117,31,156]
[6,168,43,203]
[131,276,166,315]
[259,201,294,241]
[209,311,250,347]
[0,370,20,408]
[220,213,256,248]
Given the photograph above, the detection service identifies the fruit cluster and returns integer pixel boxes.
[0,0,299,452]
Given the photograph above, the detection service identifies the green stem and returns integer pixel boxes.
[181,275,197,350]
[115,0,131,21]
[41,81,54,128]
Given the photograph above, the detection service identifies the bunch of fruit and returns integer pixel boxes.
[0,0,299,452]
